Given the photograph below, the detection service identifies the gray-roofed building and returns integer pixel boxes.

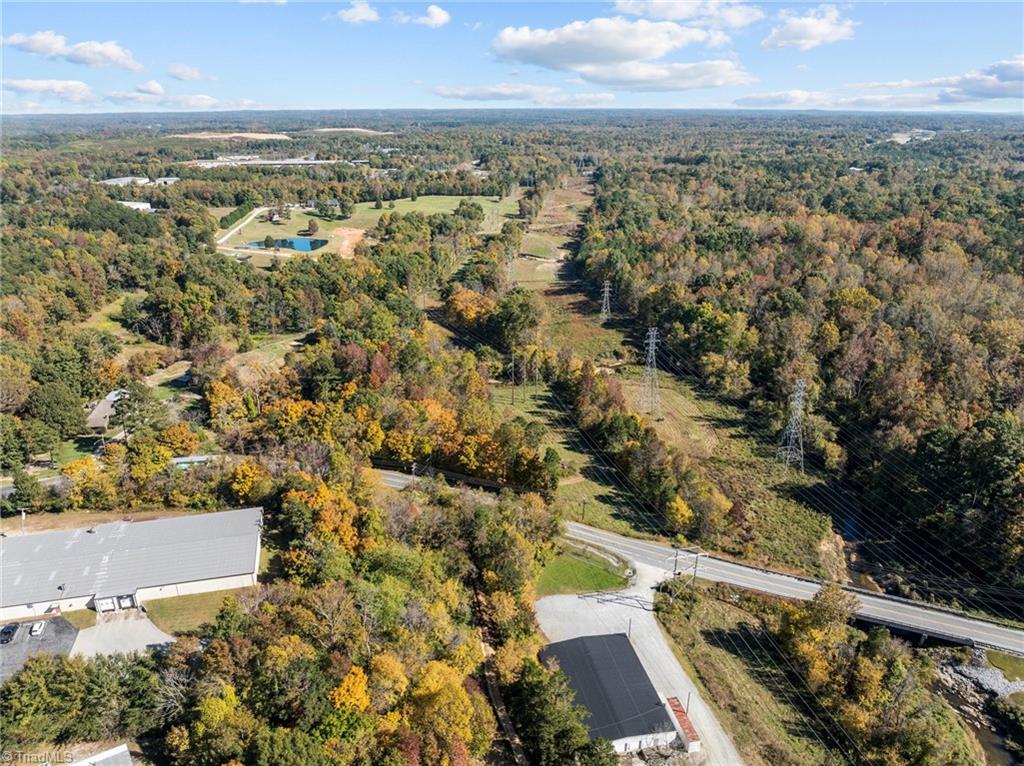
[0,508,262,621]
[540,633,678,753]
[85,389,127,433]
[151,177,180,186]
[98,176,151,187]
[70,744,134,766]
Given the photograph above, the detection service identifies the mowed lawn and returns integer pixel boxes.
[217,209,357,255]
[145,589,252,635]
[536,546,628,597]
[342,194,520,233]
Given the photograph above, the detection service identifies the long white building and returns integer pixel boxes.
[0,508,262,621]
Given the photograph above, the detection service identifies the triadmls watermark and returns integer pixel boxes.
[1,752,74,764]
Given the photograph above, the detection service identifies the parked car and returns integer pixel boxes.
[29,621,45,637]
[0,624,17,644]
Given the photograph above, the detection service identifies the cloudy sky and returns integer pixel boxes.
[2,1,1022,113]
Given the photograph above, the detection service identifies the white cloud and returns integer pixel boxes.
[3,78,94,102]
[335,1,379,24]
[614,0,764,28]
[433,82,613,106]
[418,5,451,28]
[846,55,1024,103]
[168,63,210,81]
[2,30,142,71]
[395,4,450,28]
[105,90,262,110]
[136,79,164,96]
[577,59,755,90]
[736,54,1024,109]
[494,17,716,70]
[762,5,856,51]
[492,16,750,92]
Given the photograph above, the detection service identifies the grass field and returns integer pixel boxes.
[145,589,249,635]
[217,209,363,257]
[536,545,628,597]
[657,583,844,766]
[987,650,1024,682]
[81,292,170,365]
[341,194,520,233]
[62,609,98,630]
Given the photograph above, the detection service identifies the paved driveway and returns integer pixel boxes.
[535,563,744,766]
[71,610,174,658]
[0,616,77,683]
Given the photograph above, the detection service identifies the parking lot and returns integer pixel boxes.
[0,616,78,683]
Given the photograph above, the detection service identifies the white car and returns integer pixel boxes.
[29,621,45,637]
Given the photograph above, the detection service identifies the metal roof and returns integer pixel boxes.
[70,744,134,766]
[0,508,261,607]
[540,634,676,743]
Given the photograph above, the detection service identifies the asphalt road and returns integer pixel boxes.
[566,523,1024,655]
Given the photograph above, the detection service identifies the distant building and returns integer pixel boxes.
[151,176,180,186]
[0,508,262,620]
[98,176,150,187]
[540,634,678,753]
[116,201,154,213]
[70,744,134,766]
[85,389,127,433]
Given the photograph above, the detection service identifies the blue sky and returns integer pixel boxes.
[2,1,1022,113]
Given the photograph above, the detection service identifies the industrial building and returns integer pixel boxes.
[0,508,262,621]
[540,633,679,753]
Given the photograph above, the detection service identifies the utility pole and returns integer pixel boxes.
[510,350,516,406]
[777,378,807,472]
[600,280,612,322]
[506,254,515,288]
[641,327,661,419]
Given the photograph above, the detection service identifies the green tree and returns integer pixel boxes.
[26,382,84,439]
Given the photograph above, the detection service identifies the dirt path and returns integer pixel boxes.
[216,206,268,245]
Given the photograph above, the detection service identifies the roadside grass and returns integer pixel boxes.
[16,509,189,535]
[50,435,102,466]
[62,609,97,630]
[987,650,1024,682]
[657,583,842,766]
[536,545,628,597]
[144,589,250,635]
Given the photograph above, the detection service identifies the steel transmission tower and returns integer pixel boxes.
[641,327,661,419]
[600,280,612,322]
[777,378,807,472]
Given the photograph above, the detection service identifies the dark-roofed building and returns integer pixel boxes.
[540,633,678,753]
[0,508,262,621]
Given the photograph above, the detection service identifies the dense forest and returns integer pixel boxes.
[0,111,1020,764]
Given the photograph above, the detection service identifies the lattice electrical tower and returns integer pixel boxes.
[777,378,807,472]
[600,280,612,322]
[641,327,661,419]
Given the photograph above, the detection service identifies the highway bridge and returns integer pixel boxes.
[566,523,1024,656]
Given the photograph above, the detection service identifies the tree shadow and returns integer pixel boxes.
[701,623,850,754]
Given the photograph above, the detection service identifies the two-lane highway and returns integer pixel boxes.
[567,522,1024,655]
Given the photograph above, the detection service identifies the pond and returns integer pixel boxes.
[248,237,328,252]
